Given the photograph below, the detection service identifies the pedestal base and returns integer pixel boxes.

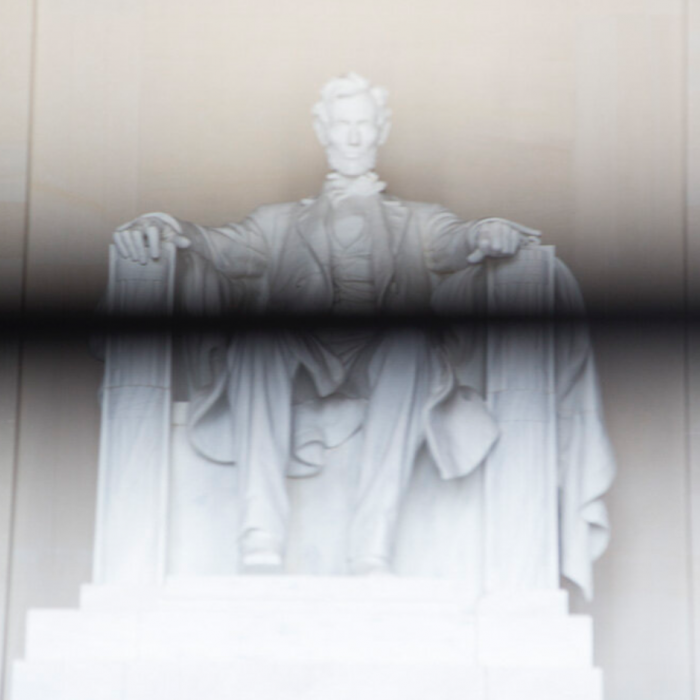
[11,578,603,700]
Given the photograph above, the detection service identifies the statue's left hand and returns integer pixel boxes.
[467,218,540,264]
[113,212,191,265]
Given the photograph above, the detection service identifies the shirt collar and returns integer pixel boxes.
[322,172,387,201]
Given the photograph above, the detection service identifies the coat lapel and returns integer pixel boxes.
[295,197,331,275]
[292,197,334,300]
[372,197,410,306]
[282,193,414,312]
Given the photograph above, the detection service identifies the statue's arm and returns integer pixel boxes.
[180,217,269,279]
[425,208,479,272]
[426,207,541,272]
[112,210,269,279]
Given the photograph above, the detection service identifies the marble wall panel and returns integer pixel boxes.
[687,0,700,695]
[0,0,34,694]
[5,342,103,699]
[3,1,693,699]
[575,325,692,700]
[569,10,691,699]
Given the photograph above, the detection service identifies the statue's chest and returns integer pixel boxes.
[328,210,376,312]
[331,212,367,248]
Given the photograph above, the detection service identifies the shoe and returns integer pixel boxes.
[240,530,284,574]
[349,556,393,576]
[241,549,284,574]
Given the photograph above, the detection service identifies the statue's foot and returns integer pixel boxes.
[349,556,393,576]
[240,549,284,574]
[240,530,284,574]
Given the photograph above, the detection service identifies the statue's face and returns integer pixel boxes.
[322,92,382,177]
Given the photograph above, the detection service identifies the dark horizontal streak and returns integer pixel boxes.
[0,309,698,339]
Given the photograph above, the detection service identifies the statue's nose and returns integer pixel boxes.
[348,126,361,146]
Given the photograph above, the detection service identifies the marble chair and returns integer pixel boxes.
[94,240,563,595]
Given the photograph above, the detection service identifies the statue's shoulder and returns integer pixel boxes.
[248,200,302,221]
[238,201,307,234]
[382,196,448,222]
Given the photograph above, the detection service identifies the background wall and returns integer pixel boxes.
[0,0,695,698]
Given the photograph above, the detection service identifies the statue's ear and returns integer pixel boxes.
[313,118,329,147]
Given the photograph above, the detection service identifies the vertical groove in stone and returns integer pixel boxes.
[0,0,37,695]
[686,0,700,696]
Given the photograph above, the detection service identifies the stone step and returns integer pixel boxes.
[14,582,599,700]
[25,607,592,666]
[25,607,477,664]
[11,659,603,700]
[79,577,570,615]
[25,583,588,667]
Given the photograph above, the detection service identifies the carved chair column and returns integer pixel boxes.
[483,245,559,592]
[93,243,176,585]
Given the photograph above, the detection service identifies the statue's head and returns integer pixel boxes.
[312,73,392,178]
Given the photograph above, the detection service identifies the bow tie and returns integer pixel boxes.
[323,172,387,201]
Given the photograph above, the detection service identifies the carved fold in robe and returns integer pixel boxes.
[177,194,615,600]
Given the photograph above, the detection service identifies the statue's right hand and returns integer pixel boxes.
[113,212,191,264]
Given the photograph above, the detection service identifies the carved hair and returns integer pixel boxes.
[312,73,392,145]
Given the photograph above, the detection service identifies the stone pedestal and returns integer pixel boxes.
[12,579,602,700]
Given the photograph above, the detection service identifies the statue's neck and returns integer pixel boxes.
[322,171,387,199]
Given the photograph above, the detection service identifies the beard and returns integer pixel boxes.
[326,147,378,178]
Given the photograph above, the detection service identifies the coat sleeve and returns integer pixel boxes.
[179,205,273,280]
[423,206,479,273]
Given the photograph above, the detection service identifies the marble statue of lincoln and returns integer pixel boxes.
[112,73,601,579]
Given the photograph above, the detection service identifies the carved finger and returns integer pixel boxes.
[467,248,485,264]
[498,226,512,255]
[502,223,515,249]
[147,225,161,259]
[130,227,148,265]
[173,234,192,249]
[498,224,514,255]
[508,228,521,254]
[113,231,130,259]
[479,232,501,256]
[120,228,139,261]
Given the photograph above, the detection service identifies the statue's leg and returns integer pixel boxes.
[348,328,435,574]
[225,331,300,572]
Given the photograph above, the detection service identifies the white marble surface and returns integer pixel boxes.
[168,401,486,587]
[105,74,583,586]
[97,74,614,598]
[12,581,601,700]
[58,74,617,700]
[4,6,693,697]
[101,242,612,594]
[93,244,176,585]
